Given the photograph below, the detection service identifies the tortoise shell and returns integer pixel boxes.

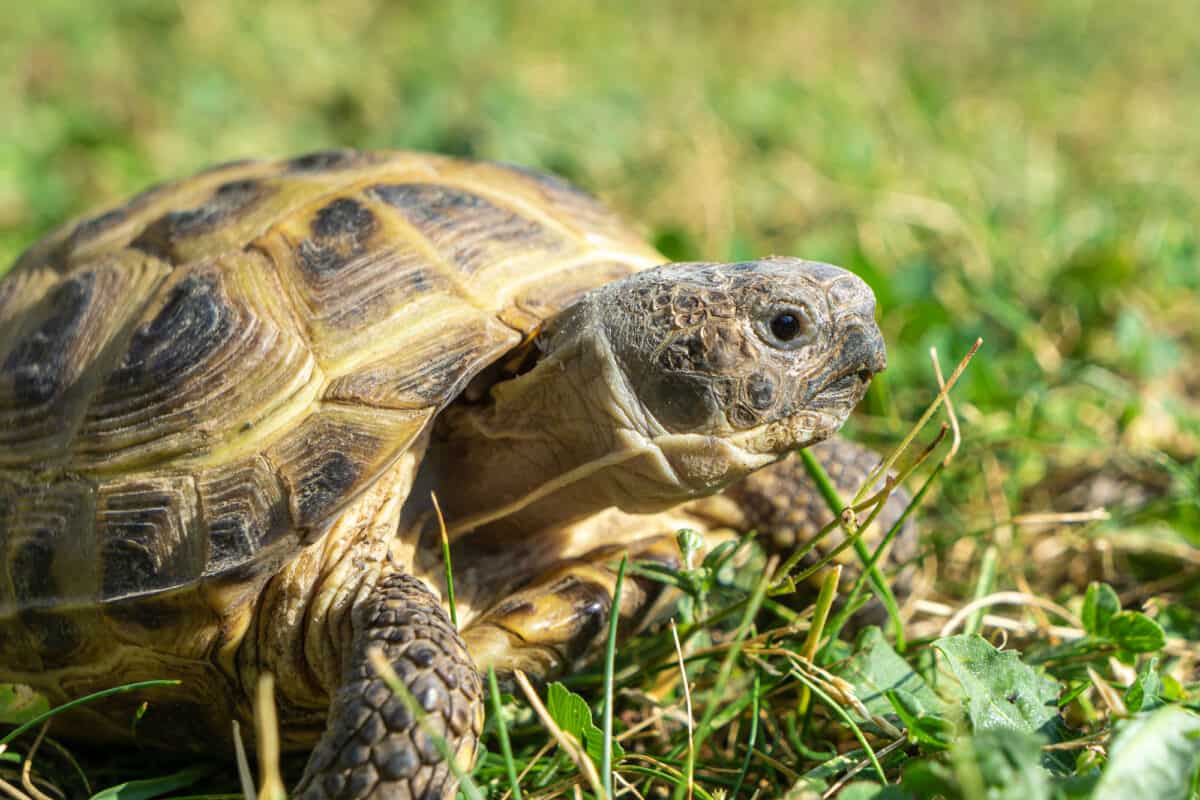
[0,150,663,617]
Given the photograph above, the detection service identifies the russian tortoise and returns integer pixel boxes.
[0,150,894,799]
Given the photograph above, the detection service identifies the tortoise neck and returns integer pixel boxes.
[421,329,675,538]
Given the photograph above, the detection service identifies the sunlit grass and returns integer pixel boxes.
[2,1,1198,796]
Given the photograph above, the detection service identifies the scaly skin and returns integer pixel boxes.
[295,575,482,800]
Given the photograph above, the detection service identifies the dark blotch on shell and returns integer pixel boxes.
[100,539,166,599]
[368,183,485,224]
[10,535,57,605]
[295,451,361,527]
[3,272,94,406]
[287,150,364,172]
[18,609,80,660]
[66,208,128,250]
[110,274,232,387]
[298,198,378,276]
[207,505,288,569]
[311,197,378,241]
[130,180,267,261]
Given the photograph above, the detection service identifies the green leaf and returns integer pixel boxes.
[546,681,591,739]
[1125,657,1165,713]
[887,690,956,750]
[932,635,1071,774]
[1053,773,1102,799]
[836,627,953,732]
[951,729,1049,800]
[545,681,624,770]
[932,635,1061,735]
[88,765,212,800]
[0,684,50,725]
[701,539,740,572]
[1106,611,1167,653]
[837,781,915,800]
[1093,706,1200,800]
[899,759,958,798]
[1081,582,1121,637]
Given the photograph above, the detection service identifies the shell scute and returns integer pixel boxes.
[0,476,98,617]
[72,250,320,474]
[296,196,381,277]
[457,161,658,255]
[197,455,293,575]
[286,149,387,173]
[4,270,96,407]
[0,253,170,470]
[367,182,577,277]
[10,159,280,275]
[95,475,204,600]
[130,178,275,263]
[324,312,517,410]
[265,405,431,533]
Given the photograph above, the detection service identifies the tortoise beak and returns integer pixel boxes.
[818,317,887,396]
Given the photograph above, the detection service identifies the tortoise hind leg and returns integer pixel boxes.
[727,437,915,561]
[296,573,482,800]
[462,536,688,684]
[720,437,920,620]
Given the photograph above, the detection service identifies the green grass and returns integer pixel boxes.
[3,0,1200,797]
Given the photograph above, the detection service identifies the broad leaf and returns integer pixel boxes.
[836,626,953,732]
[1081,583,1120,637]
[0,684,49,725]
[1125,657,1166,713]
[932,635,1071,773]
[545,681,624,769]
[953,728,1049,800]
[1107,611,1166,653]
[1093,706,1200,800]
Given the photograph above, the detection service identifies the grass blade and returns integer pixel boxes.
[601,555,627,799]
[431,491,458,629]
[487,667,523,800]
[730,671,761,799]
[0,680,180,748]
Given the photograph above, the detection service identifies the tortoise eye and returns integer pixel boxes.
[771,312,803,341]
[762,305,813,347]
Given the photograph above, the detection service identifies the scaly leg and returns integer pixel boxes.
[462,536,686,682]
[722,437,917,587]
[295,573,483,800]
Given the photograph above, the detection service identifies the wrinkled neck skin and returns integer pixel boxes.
[421,312,786,540]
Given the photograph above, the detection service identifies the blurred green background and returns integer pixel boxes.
[2,0,1198,556]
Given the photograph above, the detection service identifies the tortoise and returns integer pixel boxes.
[0,149,897,799]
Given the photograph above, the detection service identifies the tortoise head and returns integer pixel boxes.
[540,257,885,492]
[432,257,887,535]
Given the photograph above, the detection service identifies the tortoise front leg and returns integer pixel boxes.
[296,573,483,800]
[461,535,687,684]
[460,438,916,685]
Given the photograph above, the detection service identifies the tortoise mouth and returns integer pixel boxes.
[815,367,875,411]
[725,406,849,456]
